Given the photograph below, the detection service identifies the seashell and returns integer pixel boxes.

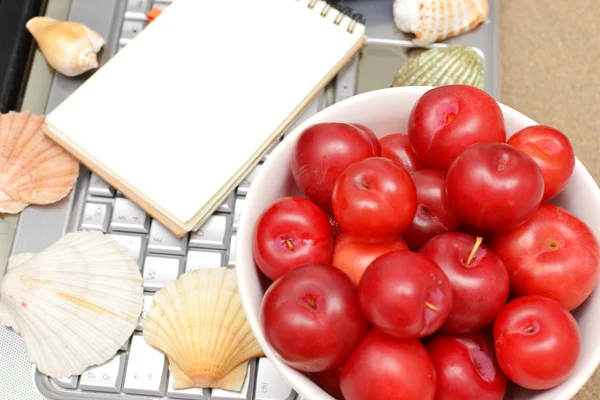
[393,0,489,46]
[392,45,484,89]
[0,230,144,378]
[26,16,105,77]
[143,268,264,391]
[0,111,79,213]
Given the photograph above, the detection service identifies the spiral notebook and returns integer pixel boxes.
[41,0,366,237]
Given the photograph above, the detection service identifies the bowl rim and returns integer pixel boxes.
[236,86,600,400]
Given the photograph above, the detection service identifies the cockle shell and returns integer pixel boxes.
[393,0,489,46]
[0,230,144,378]
[392,45,484,89]
[26,16,105,77]
[0,111,79,213]
[143,267,264,391]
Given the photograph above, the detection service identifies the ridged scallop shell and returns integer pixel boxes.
[143,268,264,391]
[0,230,144,378]
[0,111,79,213]
[393,0,489,46]
[26,16,105,77]
[392,45,484,89]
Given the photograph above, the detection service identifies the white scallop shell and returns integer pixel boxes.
[0,230,143,378]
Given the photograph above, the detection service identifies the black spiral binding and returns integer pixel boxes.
[300,0,366,34]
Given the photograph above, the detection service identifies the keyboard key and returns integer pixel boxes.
[120,20,146,41]
[237,164,263,196]
[110,198,150,233]
[142,256,183,291]
[126,0,152,13]
[233,197,245,232]
[167,373,210,399]
[254,357,296,400]
[88,173,115,197]
[186,250,223,272]
[148,220,188,255]
[123,334,168,396]
[212,360,256,400]
[136,293,154,331]
[152,2,171,11]
[52,376,78,389]
[79,352,126,393]
[189,214,229,250]
[109,233,146,267]
[216,193,234,213]
[81,202,111,232]
[227,234,237,267]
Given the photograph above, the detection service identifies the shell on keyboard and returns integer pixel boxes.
[393,0,489,46]
[392,45,484,89]
[143,267,264,391]
[26,16,105,77]
[0,230,144,378]
[0,111,80,213]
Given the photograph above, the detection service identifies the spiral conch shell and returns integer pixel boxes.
[393,0,489,46]
[26,16,105,77]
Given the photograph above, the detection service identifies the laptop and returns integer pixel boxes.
[0,0,499,399]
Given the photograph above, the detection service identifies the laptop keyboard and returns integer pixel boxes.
[28,0,347,398]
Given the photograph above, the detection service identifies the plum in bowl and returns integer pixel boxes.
[235,86,600,400]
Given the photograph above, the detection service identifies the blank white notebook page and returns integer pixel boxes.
[44,0,365,224]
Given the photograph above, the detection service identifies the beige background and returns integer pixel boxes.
[500,0,600,398]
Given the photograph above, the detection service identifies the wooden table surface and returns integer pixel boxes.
[500,0,600,398]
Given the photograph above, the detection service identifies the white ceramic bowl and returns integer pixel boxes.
[236,86,600,400]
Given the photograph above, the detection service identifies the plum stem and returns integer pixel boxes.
[467,237,484,266]
[285,238,295,250]
[425,301,439,311]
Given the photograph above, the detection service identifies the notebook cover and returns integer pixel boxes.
[41,0,366,237]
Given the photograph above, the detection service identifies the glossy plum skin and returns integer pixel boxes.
[340,330,436,400]
[332,157,418,239]
[419,232,510,333]
[446,142,545,232]
[351,123,382,156]
[408,85,506,171]
[507,125,575,201]
[488,203,600,310]
[252,196,333,281]
[493,295,581,390]
[291,122,380,211]
[261,264,368,372]
[358,250,453,338]
[402,169,462,250]
[331,233,408,286]
[380,133,426,174]
[426,331,508,400]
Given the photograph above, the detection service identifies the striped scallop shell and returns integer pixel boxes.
[392,45,484,89]
[0,230,143,378]
[0,111,79,213]
[393,0,489,46]
[143,267,264,391]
